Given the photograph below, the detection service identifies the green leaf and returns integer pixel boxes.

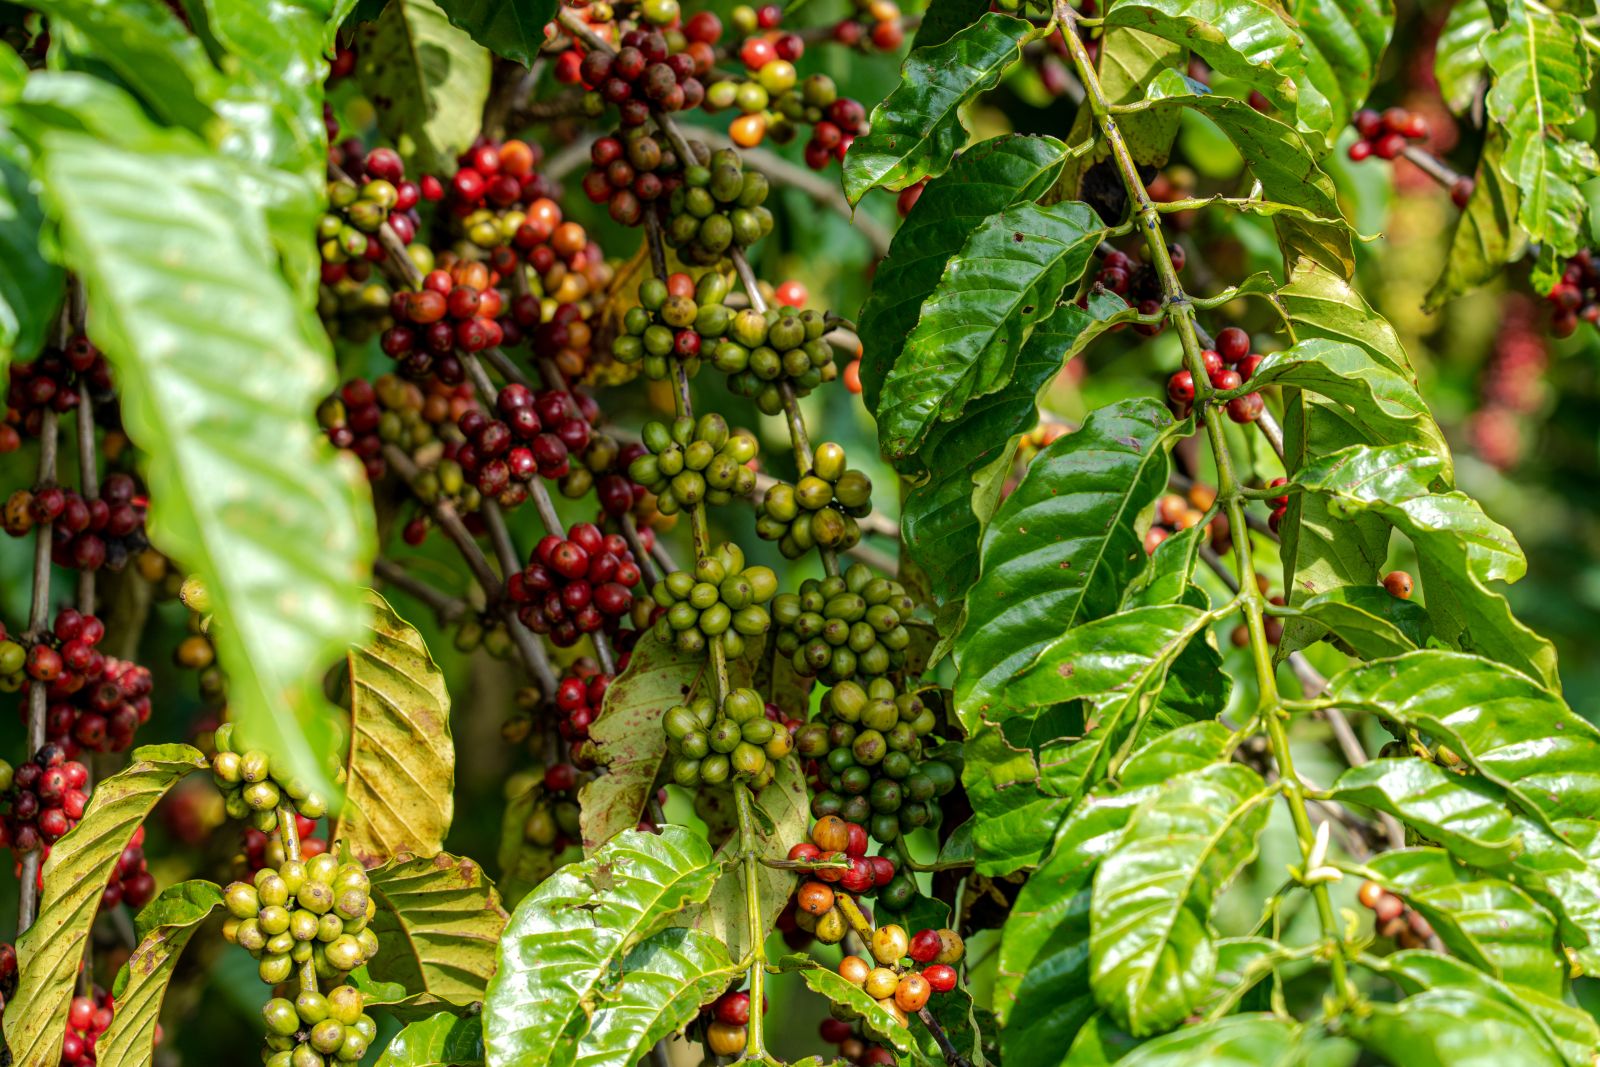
[798,963,916,1053]
[1059,1014,1137,1066]
[1197,937,1284,1016]
[954,398,1185,731]
[574,928,738,1067]
[1436,0,1492,113]
[436,0,554,64]
[1116,1015,1306,1066]
[1347,987,1565,1067]
[1365,849,1564,996]
[1426,126,1527,309]
[875,199,1105,461]
[97,881,224,1067]
[1144,71,1352,276]
[376,1012,486,1066]
[1484,4,1597,257]
[356,0,492,175]
[7,745,206,1067]
[1331,758,1600,965]
[1089,763,1274,1035]
[843,12,1038,204]
[859,133,1070,413]
[578,633,710,852]
[337,590,454,867]
[1296,444,1558,688]
[1326,651,1599,826]
[484,827,722,1067]
[1289,0,1394,141]
[1295,585,1430,658]
[1331,759,1524,869]
[1000,604,1218,802]
[1105,0,1304,125]
[997,790,1150,1067]
[676,757,810,961]
[368,853,509,1011]
[30,0,225,134]
[1272,259,1426,658]
[1375,950,1600,1067]
[0,131,64,368]
[962,712,1080,875]
[31,123,375,795]
[902,292,1132,604]
[911,0,991,48]
[1226,338,1448,461]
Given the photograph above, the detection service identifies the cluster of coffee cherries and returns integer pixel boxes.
[222,851,380,985]
[242,813,329,872]
[583,129,688,227]
[1143,486,1229,556]
[1346,107,1428,164]
[772,566,915,683]
[211,724,334,830]
[835,921,963,1024]
[817,1018,895,1067]
[1089,243,1187,333]
[628,413,758,515]
[715,304,836,414]
[647,542,776,656]
[663,146,774,264]
[530,660,618,750]
[755,443,872,559]
[103,823,158,911]
[1470,296,1547,468]
[2,743,90,851]
[3,471,148,573]
[456,383,598,500]
[319,375,469,484]
[1,336,114,447]
[701,985,758,1057]
[517,761,587,852]
[796,682,951,845]
[1546,250,1600,337]
[664,688,791,788]
[3,609,152,755]
[260,985,377,1066]
[831,0,907,52]
[1358,880,1435,950]
[789,816,897,912]
[615,270,734,380]
[61,987,117,1066]
[320,146,429,270]
[381,266,506,381]
[579,28,710,124]
[1165,326,1266,424]
[510,523,641,647]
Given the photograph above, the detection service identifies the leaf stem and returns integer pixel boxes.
[734,783,771,1063]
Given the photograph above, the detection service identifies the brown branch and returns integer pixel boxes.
[17,408,58,936]
[372,559,470,624]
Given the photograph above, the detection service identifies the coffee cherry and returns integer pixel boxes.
[894,972,930,1012]
[706,1021,747,1056]
[870,924,909,965]
[839,954,871,986]
[797,880,835,915]
[908,927,941,963]
[923,963,958,992]
[1382,571,1413,599]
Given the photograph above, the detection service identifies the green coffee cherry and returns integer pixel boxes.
[664,686,790,791]
[755,446,872,559]
[664,146,774,265]
[629,415,759,513]
[772,565,913,682]
[650,543,776,657]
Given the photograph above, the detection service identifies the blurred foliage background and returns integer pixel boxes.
[5,0,1600,1060]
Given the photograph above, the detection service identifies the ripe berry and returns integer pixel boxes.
[923,963,957,992]
[1383,571,1413,599]
[1215,327,1250,362]
[1166,370,1195,404]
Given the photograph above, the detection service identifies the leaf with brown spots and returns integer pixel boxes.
[98,881,225,1067]
[337,590,455,868]
[367,852,510,1012]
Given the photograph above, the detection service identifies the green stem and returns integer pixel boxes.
[277,806,319,995]
[734,784,769,1062]
[1058,0,1357,1007]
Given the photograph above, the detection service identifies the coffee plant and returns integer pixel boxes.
[0,0,1596,1063]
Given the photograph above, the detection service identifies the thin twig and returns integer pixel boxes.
[382,444,502,596]
[17,408,59,935]
[372,559,470,624]
[480,500,564,694]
